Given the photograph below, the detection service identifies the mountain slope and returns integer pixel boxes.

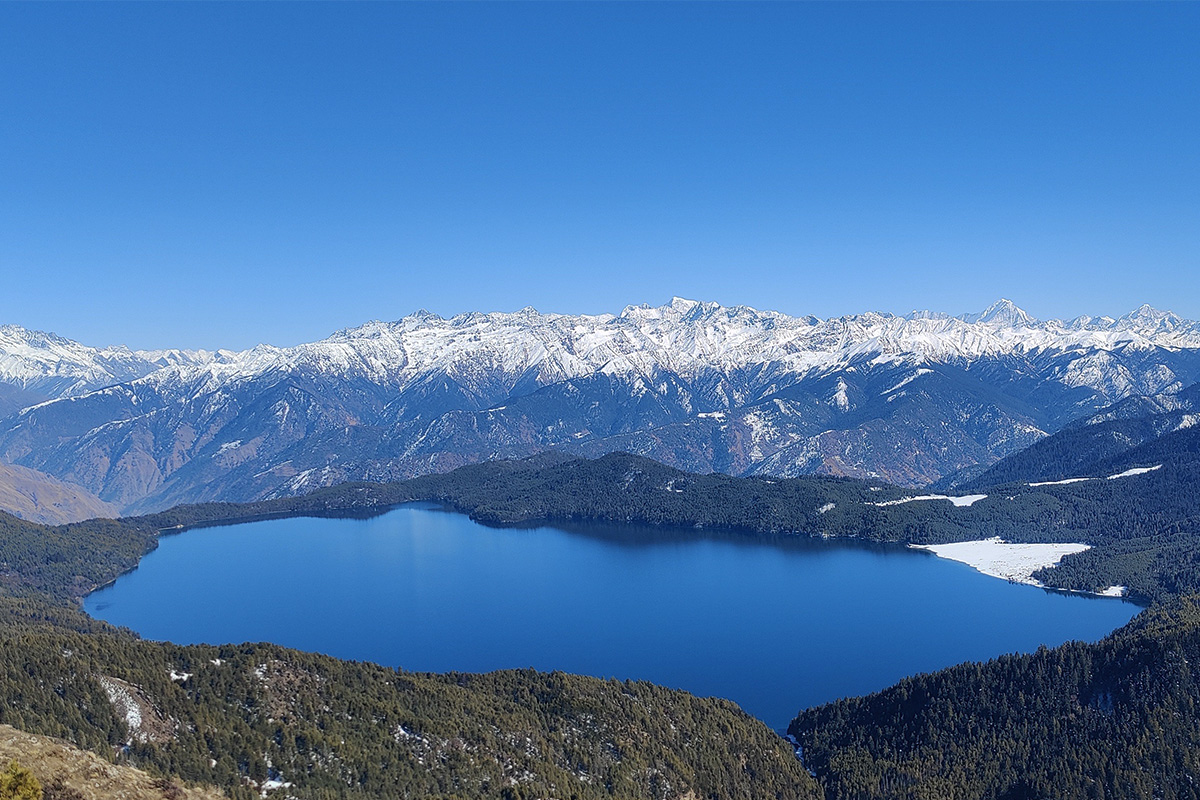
[0,462,120,524]
[0,324,220,399]
[0,724,226,800]
[961,382,1200,490]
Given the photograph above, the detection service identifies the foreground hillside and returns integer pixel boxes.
[0,724,226,800]
[0,630,817,800]
[790,597,1200,800]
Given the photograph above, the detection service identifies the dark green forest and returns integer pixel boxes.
[790,596,1200,800]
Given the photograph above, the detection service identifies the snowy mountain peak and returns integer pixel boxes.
[974,299,1036,327]
[1119,304,1181,331]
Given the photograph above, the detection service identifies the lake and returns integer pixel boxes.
[85,503,1140,730]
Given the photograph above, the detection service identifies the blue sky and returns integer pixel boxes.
[1,3,1197,349]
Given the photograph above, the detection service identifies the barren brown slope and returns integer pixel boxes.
[0,724,225,800]
[0,462,120,525]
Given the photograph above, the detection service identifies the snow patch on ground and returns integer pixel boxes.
[869,493,987,508]
[910,536,1090,587]
[1107,464,1162,480]
[1027,464,1162,488]
[1028,477,1093,487]
[98,677,143,739]
[1097,585,1128,597]
[817,502,836,515]
[882,368,933,396]
[830,377,851,411]
[168,670,192,682]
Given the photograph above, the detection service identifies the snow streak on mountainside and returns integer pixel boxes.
[2,298,1200,514]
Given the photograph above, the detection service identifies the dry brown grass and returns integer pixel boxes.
[0,725,226,800]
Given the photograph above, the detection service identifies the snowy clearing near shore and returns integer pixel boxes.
[910,537,1090,588]
[868,493,987,508]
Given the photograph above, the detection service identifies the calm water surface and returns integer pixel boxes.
[86,504,1139,730]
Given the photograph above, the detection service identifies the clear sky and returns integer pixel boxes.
[1,2,1197,349]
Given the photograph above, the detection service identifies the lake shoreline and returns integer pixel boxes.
[86,504,1141,730]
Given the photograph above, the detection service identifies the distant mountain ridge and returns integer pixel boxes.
[2,298,1200,513]
[0,323,225,398]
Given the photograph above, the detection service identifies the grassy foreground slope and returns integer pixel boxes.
[0,723,226,800]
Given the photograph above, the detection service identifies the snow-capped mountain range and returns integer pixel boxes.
[1,298,1199,514]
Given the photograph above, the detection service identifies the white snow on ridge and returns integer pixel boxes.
[4,299,1200,404]
[910,537,1091,588]
[0,323,218,397]
[1028,477,1093,487]
[1107,465,1162,480]
[868,493,987,508]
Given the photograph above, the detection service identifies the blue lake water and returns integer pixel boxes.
[85,504,1140,730]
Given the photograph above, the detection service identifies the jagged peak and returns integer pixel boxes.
[0,324,79,348]
[975,299,1036,327]
[1119,303,1181,327]
[905,310,952,322]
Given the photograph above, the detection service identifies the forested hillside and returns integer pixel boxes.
[0,629,818,800]
[789,596,1200,800]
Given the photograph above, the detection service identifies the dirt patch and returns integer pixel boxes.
[95,676,174,745]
